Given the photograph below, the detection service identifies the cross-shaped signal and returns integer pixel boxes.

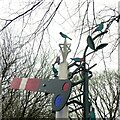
[10,78,72,111]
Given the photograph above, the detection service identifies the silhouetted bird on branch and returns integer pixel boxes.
[92,22,104,33]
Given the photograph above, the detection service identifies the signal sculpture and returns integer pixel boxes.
[10,30,108,119]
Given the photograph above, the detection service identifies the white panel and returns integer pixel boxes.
[19,78,28,90]
[56,106,69,118]
[56,62,69,119]
[58,62,68,79]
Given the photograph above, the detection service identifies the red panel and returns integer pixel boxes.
[63,82,69,92]
[10,78,22,90]
[25,78,41,92]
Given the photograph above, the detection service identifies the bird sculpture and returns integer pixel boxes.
[70,57,84,62]
[59,32,72,40]
[92,22,104,33]
[52,64,58,77]
[54,56,60,65]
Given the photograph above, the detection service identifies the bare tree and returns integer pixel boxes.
[89,71,120,119]
[1,29,55,118]
[0,0,64,118]
[0,0,120,119]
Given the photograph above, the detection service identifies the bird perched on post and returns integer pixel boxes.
[59,32,72,40]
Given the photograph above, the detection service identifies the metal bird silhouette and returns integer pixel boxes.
[59,32,72,40]
[54,56,60,65]
[52,64,58,77]
[92,22,104,33]
[70,57,84,62]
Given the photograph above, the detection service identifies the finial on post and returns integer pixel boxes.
[59,32,72,62]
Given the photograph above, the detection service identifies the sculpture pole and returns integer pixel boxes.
[56,38,71,119]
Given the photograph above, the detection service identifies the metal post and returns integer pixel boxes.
[83,64,89,119]
[118,1,120,118]
[56,39,71,119]
[82,45,90,119]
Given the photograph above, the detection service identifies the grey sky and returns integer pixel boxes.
[0,0,119,71]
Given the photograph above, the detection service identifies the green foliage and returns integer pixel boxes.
[86,35,108,55]
[87,35,95,50]
[95,43,108,51]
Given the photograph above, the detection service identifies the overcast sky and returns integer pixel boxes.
[0,0,120,71]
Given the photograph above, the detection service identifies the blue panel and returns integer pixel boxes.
[55,95,63,107]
